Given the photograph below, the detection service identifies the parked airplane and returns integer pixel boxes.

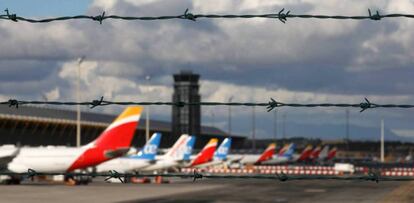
[0,107,142,183]
[317,146,330,161]
[262,143,296,165]
[190,138,219,167]
[326,147,337,160]
[178,136,197,167]
[95,132,162,173]
[140,134,194,171]
[192,138,232,168]
[295,145,314,162]
[308,146,322,161]
[238,143,277,165]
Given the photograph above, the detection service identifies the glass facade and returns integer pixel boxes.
[172,71,201,137]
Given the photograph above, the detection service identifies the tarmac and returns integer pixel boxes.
[0,178,412,203]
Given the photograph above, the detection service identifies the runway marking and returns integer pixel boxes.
[380,181,414,203]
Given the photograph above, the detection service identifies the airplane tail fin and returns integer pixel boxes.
[191,138,218,166]
[278,143,290,155]
[297,145,313,161]
[256,143,276,163]
[318,146,330,160]
[165,134,189,160]
[183,136,196,161]
[214,138,232,161]
[282,143,295,158]
[88,107,142,151]
[310,146,322,160]
[326,147,337,160]
[131,132,162,160]
[68,107,142,171]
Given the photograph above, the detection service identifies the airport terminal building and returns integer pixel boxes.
[0,105,246,149]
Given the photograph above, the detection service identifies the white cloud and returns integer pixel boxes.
[43,87,60,101]
[392,129,414,138]
[1,0,414,139]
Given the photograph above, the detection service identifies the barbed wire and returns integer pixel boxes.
[1,97,414,112]
[2,169,413,183]
[1,8,414,24]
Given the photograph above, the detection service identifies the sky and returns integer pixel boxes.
[1,0,414,141]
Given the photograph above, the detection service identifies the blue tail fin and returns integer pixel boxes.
[282,143,295,158]
[183,136,196,161]
[214,138,232,161]
[131,132,162,160]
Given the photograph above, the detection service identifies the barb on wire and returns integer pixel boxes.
[90,96,106,108]
[1,8,414,24]
[1,97,414,112]
[24,168,37,181]
[104,170,125,183]
[3,8,17,22]
[8,99,19,108]
[2,170,414,183]
[92,11,106,24]
[193,169,203,182]
[275,172,288,182]
[182,8,197,21]
[277,8,290,23]
[368,9,382,21]
[359,98,376,112]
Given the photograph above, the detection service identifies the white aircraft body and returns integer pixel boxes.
[140,134,192,171]
[0,107,142,175]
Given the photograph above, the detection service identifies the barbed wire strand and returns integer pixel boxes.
[1,97,414,112]
[1,8,414,24]
[2,169,413,183]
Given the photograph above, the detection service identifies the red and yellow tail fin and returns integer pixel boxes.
[191,138,218,166]
[92,106,143,150]
[257,143,276,163]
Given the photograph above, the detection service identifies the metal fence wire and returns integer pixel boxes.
[2,169,414,184]
[1,8,414,24]
[1,97,414,112]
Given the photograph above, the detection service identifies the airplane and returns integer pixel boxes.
[262,143,296,165]
[237,143,277,165]
[295,145,314,162]
[140,134,195,171]
[0,106,142,184]
[308,146,322,161]
[177,136,197,167]
[0,145,20,171]
[317,146,330,161]
[192,138,232,168]
[95,132,162,173]
[190,138,219,167]
[277,143,291,156]
[326,147,337,161]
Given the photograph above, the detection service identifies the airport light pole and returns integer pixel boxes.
[145,75,151,142]
[211,110,216,128]
[228,96,233,136]
[252,106,256,151]
[346,109,350,150]
[282,113,286,142]
[381,119,385,163]
[76,56,85,147]
[273,109,277,143]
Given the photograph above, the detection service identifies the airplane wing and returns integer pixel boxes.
[104,147,130,158]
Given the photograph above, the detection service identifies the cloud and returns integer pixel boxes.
[0,0,414,140]
[392,129,414,138]
[43,87,60,101]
